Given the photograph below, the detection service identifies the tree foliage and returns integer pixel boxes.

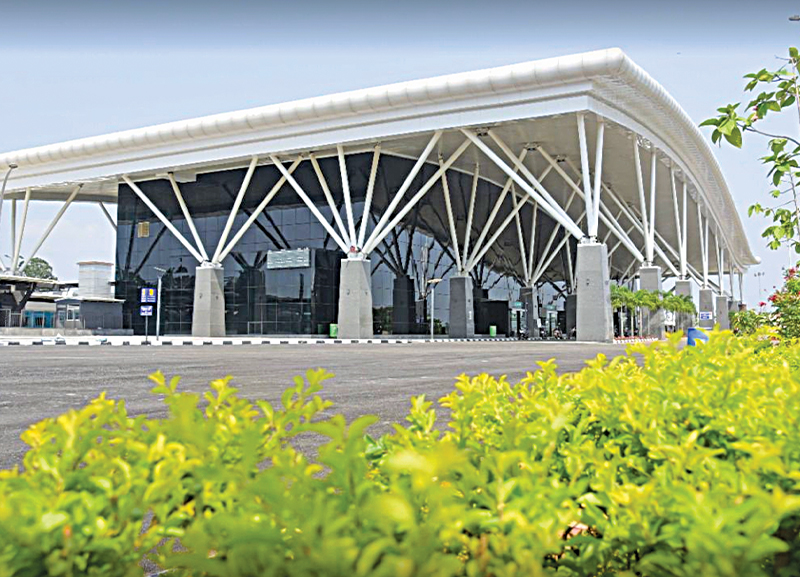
[21,257,57,280]
[701,46,800,253]
[610,284,696,315]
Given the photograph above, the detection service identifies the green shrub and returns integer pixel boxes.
[731,308,773,335]
[770,267,800,339]
[2,334,800,576]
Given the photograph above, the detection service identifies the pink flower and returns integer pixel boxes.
[759,301,767,307]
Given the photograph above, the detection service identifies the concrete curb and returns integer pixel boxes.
[0,337,519,347]
[613,337,660,344]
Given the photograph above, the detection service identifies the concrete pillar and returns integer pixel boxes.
[698,288,715,330]
[639,265,664,339]
[575,242,613,342]
[565,293,577,337]
[337,258,373,339]
[519,286,538,334]
[392,274,415,334]
[674,279,693,333]
[192,264,226,338]
[716,295,731,330]
[449,275,475,338]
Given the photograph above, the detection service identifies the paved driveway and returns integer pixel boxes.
[0,341,628,469]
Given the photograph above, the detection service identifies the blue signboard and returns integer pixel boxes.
[140,288,157,303]
[140,305,153,317]
[699,311,713,321]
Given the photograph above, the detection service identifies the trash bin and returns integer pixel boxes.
[329,323,338,338]
[489,325,497,337]
[687,327,708,346]
[317,323,326,335]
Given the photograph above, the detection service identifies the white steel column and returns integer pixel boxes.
[217,156,302,262]
[270,155,350,254]
[337,145,357,249]
[483,129,582,239]
[363,138,470,255]
[462,163,479,271]
[99,202,117,231]
[439,157,462,273]
[546,153,644,263]
[633,140,652,264]
[363,131,441,252]
[591,119,605,238]
[357,145,381,250]
[468,150,530,266]
[466,192,528,271]
[669,166,685,279]
[530,210,587,286]
[26,185,82,264]
[513,189,530,283]
[576,113,596,237]
[697,203,709,288]
[12,188,31,273]
[121,176,205,263]
[310,154,350,247]
[212,156,258,263]
[10,200,16,269]
[168,173,208,262]
[681,180,688,279]
[648,149,658,263]
[526,204,538,285]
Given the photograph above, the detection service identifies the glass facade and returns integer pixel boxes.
[116,154,521,335]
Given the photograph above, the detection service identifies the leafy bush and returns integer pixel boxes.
[769,267,800,339]
[2,334,800,576]
[731,308,773,335]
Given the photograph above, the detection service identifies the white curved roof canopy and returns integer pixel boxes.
[0,47,756,270]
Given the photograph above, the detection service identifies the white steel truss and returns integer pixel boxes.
[11,188,32,274]
[213,156,258,263]
[26,185,82,266]
[122,175,206,264]
[168,173,208,262]
[463,129,584,240]
[99,202,117,231]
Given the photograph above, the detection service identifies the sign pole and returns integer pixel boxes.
[145,316,149,344]
[156,276,162,341]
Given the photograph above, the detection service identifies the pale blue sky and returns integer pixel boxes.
[1,0,798,305]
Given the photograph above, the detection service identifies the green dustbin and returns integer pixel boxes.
[489,325,497,337]
[329,323,338,338]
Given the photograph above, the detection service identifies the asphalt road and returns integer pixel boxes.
[0,341,628,470]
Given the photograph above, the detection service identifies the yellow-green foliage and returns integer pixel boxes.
[2,333,800,576]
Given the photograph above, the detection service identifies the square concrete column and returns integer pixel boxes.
[575,242,613,342]
[715,295,731,330]
[674,279,693,333]
[639,265,664,339]
[519,286,538,334]
[192,264,226,338]
[565,293,577,336]
[338,258,373,339]
[449,275,475,338]
[698,288,715,330]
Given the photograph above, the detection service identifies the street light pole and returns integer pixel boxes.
[754,271,765,304]
[154,267,167,341]
[427,278,442,342]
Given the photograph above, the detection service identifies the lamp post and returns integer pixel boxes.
[754,271,765,305]
[154,266,167,341]
[427,278,442,342]
[0,164,18,271]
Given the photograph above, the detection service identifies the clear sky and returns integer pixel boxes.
[1,0,798,306]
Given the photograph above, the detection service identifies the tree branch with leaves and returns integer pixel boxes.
[701,46,800,253]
